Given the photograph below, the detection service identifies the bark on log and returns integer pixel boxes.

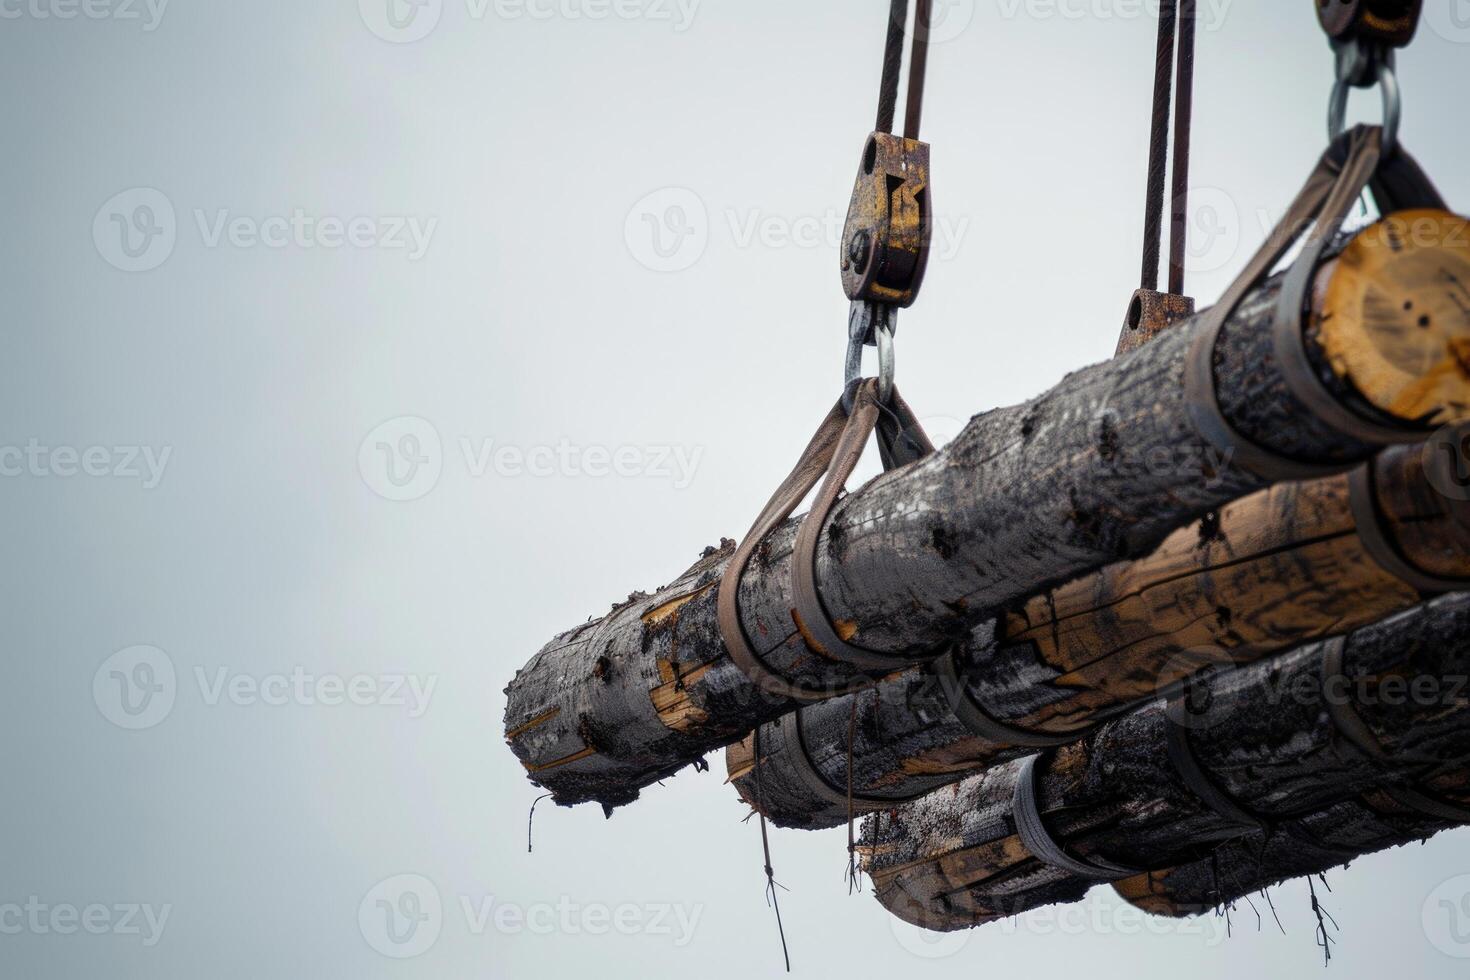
[728,438,1470,828]
[862,594,1470,932]
[1112,793,1464,919]
[505,212,1470,810]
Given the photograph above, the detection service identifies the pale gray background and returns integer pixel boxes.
[4,0,1470,977]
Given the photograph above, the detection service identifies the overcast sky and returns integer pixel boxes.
[3,1,1470,977]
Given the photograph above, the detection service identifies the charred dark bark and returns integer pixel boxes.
[863,594,1470,932]
[730,442,1470,828]
[1114,797,1465,918]
[506,222,1470,809]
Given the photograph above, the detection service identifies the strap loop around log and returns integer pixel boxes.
[717,380,936,702]
[1321,635,1470,824]
[791,381,936,672]
[933,649,1086,748]
[1346,460,1470,595]
[1163,690,1364,862]
[1182,126,1447,482]
[1012,754,1145,881]
[776,709,918,811]
[1163,698,1271,836]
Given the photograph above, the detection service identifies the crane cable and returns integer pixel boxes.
[1139,0,1197,298]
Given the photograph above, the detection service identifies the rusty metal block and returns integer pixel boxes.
[1116,288,1196,357]
[1315,0,1422,47]
[839,132,932,309]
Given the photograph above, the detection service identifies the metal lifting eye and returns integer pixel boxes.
[844,302,896,414]
[1328,41,1403,155]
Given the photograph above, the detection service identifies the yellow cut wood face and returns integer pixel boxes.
[1317,209,1470,427]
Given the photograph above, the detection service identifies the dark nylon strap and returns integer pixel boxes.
[718,399,855,701]
[1268,130,1445,446]
[777,707,916,810]
[1012,754,1145,881]
[791,382,935,672]
[1164,695,1362,861]
[932,648,1084,748]
[1347,461,1470,594]
[1321,636,1470,824]
[717,381,934,701]
[876,384,937,470]
[1164,698,1270,834]
[1183,126,1445,482]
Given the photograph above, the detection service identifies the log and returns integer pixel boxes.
[1112,796,1463,919]
[862,594,1470,932]
[727,437,1470,828]
[505,211,1470,810]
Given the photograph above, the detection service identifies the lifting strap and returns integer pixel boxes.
[932,647,1088,749]
[716,380,935,702]
[1320,636,1470,824]
[1181,125,1445,482]
[1163,695,1363,860]
[1346,460,1470,596]
[1012,754,1145,881]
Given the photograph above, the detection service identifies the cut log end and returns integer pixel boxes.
[1317,210,1470,427]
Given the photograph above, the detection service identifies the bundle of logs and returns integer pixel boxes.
[504,204,1470,937]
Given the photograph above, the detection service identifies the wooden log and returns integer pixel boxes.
[862,594,1470,932]
[505,212,1470,810]
[727,437,1470,828]
[1112,793,1464,919]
